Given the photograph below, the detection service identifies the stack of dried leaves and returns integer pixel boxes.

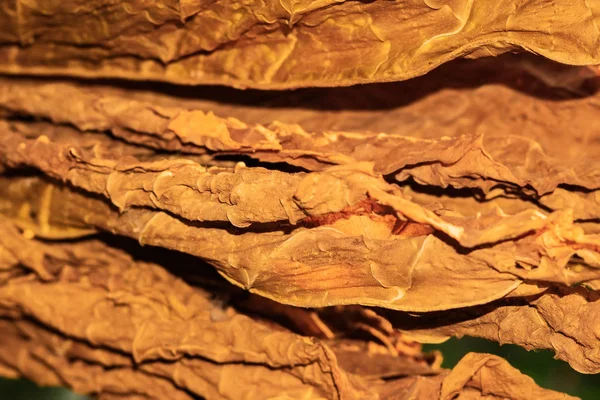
[1,1,600,399]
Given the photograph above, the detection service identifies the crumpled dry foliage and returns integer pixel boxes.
[1,2,600,399]
[0,1,600,88]
[0,218,573,400]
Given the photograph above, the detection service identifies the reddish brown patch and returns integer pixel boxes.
[392,220,435,236]
[298,198,434,238]
[566,241,600,253]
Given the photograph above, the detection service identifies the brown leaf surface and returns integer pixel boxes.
[0,218,572,399]
[0,174,525,312]
[1,16,599,397]
[2,169,600,325]
[0,219,372,399]
[3,115,600,299]
[4,117,600,250]
[388,285,600,374]
[1,55,600,196]
[0,1,599,88]
[440,352,575,400]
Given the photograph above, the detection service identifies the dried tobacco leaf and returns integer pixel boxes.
[390,285,600,374]
[0,1,599,88]
[0,174,524,312]
[3,63,600,382]
[1,56,600,196]
[1,3,599,398]
[2,165,598,309]
[0,218,572,399]
[2,116,600,303]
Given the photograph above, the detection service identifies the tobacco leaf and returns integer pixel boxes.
[3,64,600,381]
[4,319,571,399]
[0,120,554,237]
[2,172,600,314]
[0,3,598,398]
[0,219,372,399]
[4,119,600,250]
[4,115,600,285]
[399,185,600,228]
[0,321,194,400]
[0,1,599,88]
[439,352,576,400]
[0,174,521,312]
[388,285,600,374]
[0,218,571,399]
[1,57,600,196]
